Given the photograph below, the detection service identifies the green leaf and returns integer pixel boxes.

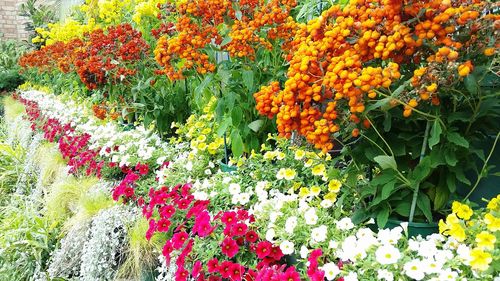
[217,117,232,136]
[231,130,244,157]
[373,155,397,170]
[417,193,433,222]
[444,149,458,166]
[381,181,397,200]
[446,172,457,193]
[377,208,390,228]
[394,201,411,217]
[447,132,469,148]
[428,120,442,149]
[231,106,243,127]
[434,184,450,211]
[220,36,232,47]
[242,69,254,91]
[464,74,479,95]
[248,120,264,132]
[410,157,432,183]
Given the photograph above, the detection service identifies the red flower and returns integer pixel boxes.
[232,222,248,236]
[207,258,219,273]
[221,211,237,226]
[229,263,245,281]
[177,198,192,210]
[157,218,171,232]
[219,261,233,279]
[245,230,258,243]
[159,204,176,219]
[176,267,189,281]
[162,241,173,259]
[124,186,134,197]
[255,241,272,259]
[192,261,202,278]
[135,163,149,175]
[280,267,300,281]
[244,269,257,281]
[269,246,284,260]
[145,219,156,241]
[172,231,189,249]
[221,237,239,258]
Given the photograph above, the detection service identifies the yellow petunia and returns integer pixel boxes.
[487,195,500,211]
[311,164,326,176]
[284,169,297,180]
[328,179,342,193]
[448,223,466,242]
[299,187,310,198]
[324,192,337,202]
[475,231,496,250]
[304,159,314,167]
[310,185,321,196]
[197,142,207,150]
[295,149,306,160]
[484,213,500,232]
[469,248,492,272]
[451,201,473,220]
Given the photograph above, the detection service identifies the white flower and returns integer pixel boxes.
[265,228,275,242]
[311,225,328,243]
[285,216,298,234]
[185,161,193,171]
[434,249,453,263]
[156,156,167,165]
[417,240,438,258]
[344,272,358,281]
[328,240,338,250]
[421,259,443,274]
[404,259,426,280]
[378,227,403,245]
[222,177,232,184]
[375,245,401,264]
[322,263,340,280]
[269,211,282,223]
[304,208,318,225]
[438,269,458,281]
[456,244,471,263]
[193,191,208,201]
[300,245,309,259]
[204,169,212,175]
[377,269,394,281]
[336,217,354,230]
[320,199,333,208]
[228,183,241,195]
[280,240,294,255]
[238,192,250,205]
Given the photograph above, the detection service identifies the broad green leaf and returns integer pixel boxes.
[220,36,232,47]
[231,131,244,157]
[394,201,411,217]
[464,74,479,95]
[248,120,264,132]
[231,106,243,127]
[428,120,442,149]
[433,184,450,211]
[377,208,390,228]
[417,193,433,222]
[242,69,254,91]
[373,155,397,170]
[410,157,432,183]
[444,149,458,166]
[447,132,469,148]
[381,181,397,200]
[217,117,232,136]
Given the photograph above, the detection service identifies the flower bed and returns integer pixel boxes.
[5,89,498,280]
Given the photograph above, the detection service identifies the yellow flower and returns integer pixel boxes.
[264,151,277,160]
[295,149,306,160]
[202,128,211,134]
[284,169,297,180]
[324,192,337,202]
[197,142,207,150]
[469,248,492,271]
[451,201,473,220]
[475,231,496,250]
[304,159,314,167]
[484,213,500,232]
[328,179,342,193]
[311,164,326,176]
[448,223,466,242]
[299,187,310,198]
[197,135,207,142]
[446,213,460,224]
[208,142,218,155]
[439,219,448,234]
[310,186,321,196]
[487,196,499,211]
[277,151,286,160]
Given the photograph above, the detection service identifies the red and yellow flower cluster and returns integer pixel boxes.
[254,0,499,152]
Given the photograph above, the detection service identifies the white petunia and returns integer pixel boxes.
[300,245,309,259]
[344,272,358,281]
[377,269,394,281]
[421,259,443,274]
[185,161,193,171]
[265,228,275,242]
[285,216,298,234]
[320,199,333,208]
[378,227,403,245]
[404,259,425,280]
[375,245,401,265]
[438,269,458,281]
[279,240,294,255]
[328,240,338,250]
[228,183,241,195]
[304,208,318,225]
[336,217,354,230]
[238,192,250,205]
[311,225,328,243]
[322,262,340,281]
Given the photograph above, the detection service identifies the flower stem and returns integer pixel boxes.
[409,120,431,223]
[465,132,500,200]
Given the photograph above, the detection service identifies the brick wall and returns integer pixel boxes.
[0,0,29,41]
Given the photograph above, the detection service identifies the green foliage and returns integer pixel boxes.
[19,0,60,48]
[0,195,60,280]
[34,142,66,188]
[0,39,28,92]
[3,96,26,121]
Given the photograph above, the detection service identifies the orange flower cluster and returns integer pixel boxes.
[19,39,84,74]
[254,0,500,152]
[154,16,218,80]
[225,0,297,60]
[154,0,297,80]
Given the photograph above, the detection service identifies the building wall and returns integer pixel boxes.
[0,0,29,41]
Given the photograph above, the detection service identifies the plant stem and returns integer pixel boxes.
[365,117,394,157]
[409,120,431,223]
[465,132,500,200]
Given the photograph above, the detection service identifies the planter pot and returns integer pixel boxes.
[371,219,439,238]
[219,160,237,173]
